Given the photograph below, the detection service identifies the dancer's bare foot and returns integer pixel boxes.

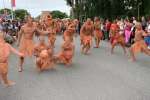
[94,46,99,48]
[65,62,72,67]
[0,80,2,84]
[84,51,91,55]
[81,49,84,54]
[5,80,16,87]
[111,50,114,55]
[36,67,42,72]
[129,58,136,62]
[18,66,23,72]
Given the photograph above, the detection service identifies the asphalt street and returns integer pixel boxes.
[0,36,150,100]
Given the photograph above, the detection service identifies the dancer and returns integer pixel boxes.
[17,16,37,72]
[47,20,57,47]
[110,20,126,54]
[130,22,150,61]
[80,18,94,54]
[56,37,75,66]
[94,17,103,48]
[18,15,50,72]
[34,36,54,71]
[0,32,24,87]
[63,20,76,42]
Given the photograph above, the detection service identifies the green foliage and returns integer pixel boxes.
[51,10,68,19]
[0,8,30,20]
[65,0,150,19]
[14,9,29,20]
[0,8,12,15]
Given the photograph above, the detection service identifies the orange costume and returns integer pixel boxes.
[64,23,75,42]
[81,23,94,46]
[0,53,9,86]
[19,37,35,56]
[109,22,126,54]
[131,40,147,54]
[0,32,23,86]
[80,19,94,54]
[34,43,54,71]
[131,29,149,55]
[57,41,74,65]
[130,24,150,61]
[48,27,57,47]
[80,28,84,45]
[18,16,51,72]
[94,21,103,39]
[19,25,36,57]
[110,23,125,45]
[94,19,103,48]
[0,42,9,76]
[83,35,92,46]
[44,15,57,47]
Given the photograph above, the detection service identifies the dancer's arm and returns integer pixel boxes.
[8,44,24,57]
[17,28,23,46]
[72,44,75,56]
[142,30,148,37]
[36,28,51,35]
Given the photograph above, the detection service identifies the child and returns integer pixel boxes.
[0,31,24,87]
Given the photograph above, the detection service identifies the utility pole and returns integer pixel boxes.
[11,6,14,20]
[11,0,16,20]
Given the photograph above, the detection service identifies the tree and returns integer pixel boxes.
[0,8,12,15]
[65,0,150,20]
[14,9,29,20]
[143,0,150,16]
[51,10,68,19]
[0,8,30,20]
[0,8,14,20]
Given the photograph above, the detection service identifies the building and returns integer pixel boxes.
[40,11,51,21]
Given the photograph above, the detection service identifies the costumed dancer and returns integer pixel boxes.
[63,20,76,42]
[130,22,150,61]
[34,36,54,71]
[18,15,50,72]
[110,20,126,54]
[80,18,94,54]
[0,31,24,87]
[94,17,103,48]
[47,20,57,48]
[56,37,75,66]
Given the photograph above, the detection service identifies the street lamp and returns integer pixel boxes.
[138,2,142,21]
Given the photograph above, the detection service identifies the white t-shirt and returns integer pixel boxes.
[147,24,150,33]
[0,24,3,31]
[133,20,137,25]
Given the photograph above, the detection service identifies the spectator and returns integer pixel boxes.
[141,16,147,30]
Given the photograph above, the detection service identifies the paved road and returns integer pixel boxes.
[0,36,150,100]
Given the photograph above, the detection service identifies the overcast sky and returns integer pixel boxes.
[0,0,70,17]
